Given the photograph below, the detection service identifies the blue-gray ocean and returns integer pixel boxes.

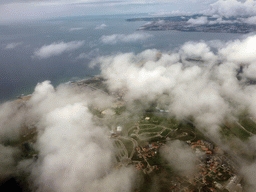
[0,14,242,103]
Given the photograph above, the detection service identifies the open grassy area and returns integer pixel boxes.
[139,133,160,139]
[88,106,103,118]
[139,127,164,134]
[114,140,122,148]
[219,125,235,141]
[139,124,156,129]
[143,114,179,129]
[115,106,126,115]
[240,118,256,134]
[3,129,37,147]
[231,123,251,141]
[3,139,21,147]
[128,127,137,136]
[161,129,172,137]
[118,138,134,157]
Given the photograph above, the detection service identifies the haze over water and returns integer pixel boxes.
[0,14,242,102]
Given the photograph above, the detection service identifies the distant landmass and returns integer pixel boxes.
[126,14,256,33]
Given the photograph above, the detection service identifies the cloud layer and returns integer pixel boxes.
[93,34,256,139]
[2,32,256,191]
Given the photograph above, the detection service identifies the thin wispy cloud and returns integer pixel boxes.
[100,32,152,44]
[0,0,215,22]
[77,48,100,60]
[95,24,107,30]
[69,27,83,32]
[33,41,85,59]
[5,42,23,50]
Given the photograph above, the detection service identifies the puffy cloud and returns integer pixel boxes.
[100,32,152,44]
[92,34,256,139]
[243,62,256,79]
[180,41,217,62]
[27,81,137,192]
[160,140,198,176]
[219,35,256,64]
[0,145,20,181]
[33,103,111,191]
[93,49,180,99]
[208,0,256,17]
[33,41,85,59]
[0,79,135,191]
[187,16,208,25]
[0,101,27,142]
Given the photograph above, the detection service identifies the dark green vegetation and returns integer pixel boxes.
[220,118,256,141]
[232,123,251,140]
[239,117,256,134]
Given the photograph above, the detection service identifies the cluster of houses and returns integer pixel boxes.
[135,142,163,174]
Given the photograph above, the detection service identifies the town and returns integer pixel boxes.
[127,15,256,33]
[9,76,255,192]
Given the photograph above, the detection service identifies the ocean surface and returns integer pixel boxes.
[0,14,243,103]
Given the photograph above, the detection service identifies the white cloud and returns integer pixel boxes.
[208,16,235,25]
[5,42,22,49]
[0,101,27,142]
[243,16,256,24]
[160,140,198,176]
[180,41,217,62]
[3,30,256,190]
[33,41,84,59]
[92,34,256,139]
[77,48,100,60]
[208,0,256,17]
[100,32,152,44]
[187,16,208,25]
[25,81,137,192]
[219,35,256,64]
[0,144,20,180]
[243,62,256,79]
[69,27,83,32]
[95,23,107,29]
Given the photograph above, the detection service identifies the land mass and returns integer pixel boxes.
[127,14,256,33]
[3,76,256,192]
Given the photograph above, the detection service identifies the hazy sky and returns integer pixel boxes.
[0,0,217,22]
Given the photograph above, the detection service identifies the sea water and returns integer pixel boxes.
[0,14,242,102]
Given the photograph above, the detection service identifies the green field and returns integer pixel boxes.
[231,123,251,140]
[240,118,256,134]
[139,133,160,139]
[128,127,137,136]
[118,138,134,157]
[161,129,172,137]
[139,127,163,134]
